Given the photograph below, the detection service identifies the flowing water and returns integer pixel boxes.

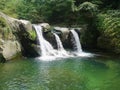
[0,54,120,90]
[53,33,68,56]
[70,30,82,53]
[33,25,70,60]
[53,33,65,51]
[70,29,91,57]
[34,25,91,60]
[34,25,55,56]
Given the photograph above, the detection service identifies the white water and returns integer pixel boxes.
[53,33,64,51]
[53,33,68,56]
[70,29,93,57]
[33,25,69,60]
[70,29,82,53]
[33,25,93,61]
[34,25,55,56]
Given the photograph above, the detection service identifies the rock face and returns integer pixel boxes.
[40,23,51,32]
[12,19,39,57]
[0,12,21,61]
[53,27,71,48]
[2,41,21,60]
[0,12,38,62]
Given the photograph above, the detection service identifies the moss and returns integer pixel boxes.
[0,17,14,40]
[28,30,37,41]
[0,17,7,28]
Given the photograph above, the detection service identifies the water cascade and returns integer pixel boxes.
[70,29,93,57]
[70,29,82,53]
[53,33,68,56]
[34,24,92,60]
[53,33,65,51]
[33,25,56,56]
[33,25,69,60]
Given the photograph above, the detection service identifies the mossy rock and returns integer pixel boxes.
[0,17,14,40]
[28,29,37,41]
[0,12,39,60]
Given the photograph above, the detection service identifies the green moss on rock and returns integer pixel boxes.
[28,30,37,41]
[0,17,7,28]
[0,17,14,40]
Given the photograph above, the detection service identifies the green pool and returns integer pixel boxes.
[0,53,120,90]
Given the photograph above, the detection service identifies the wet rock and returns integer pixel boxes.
[54,27,70,42]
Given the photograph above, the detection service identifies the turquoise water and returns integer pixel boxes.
[0,53,120,90]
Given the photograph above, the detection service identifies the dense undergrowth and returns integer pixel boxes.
[96,10,120,53]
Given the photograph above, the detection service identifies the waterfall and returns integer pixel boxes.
[53,33,68,56]
[70,29,82,53]
[33,25,57,56]
[53,33,64,51]
[33,24,92,60]
[33,24,69,60]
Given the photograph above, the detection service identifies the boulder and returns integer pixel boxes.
[53,27,70,48]
[40,23,51,32]
[12,18,39,57]
[2,40,21,60]
[19,20,33,31]
[0,13,22,61]
[54,27,70,40]
[0,12,38,62]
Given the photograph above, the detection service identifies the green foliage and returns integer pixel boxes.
[100,0,120,9]
[0,17,6,28]
[0,0,119,24]
[77,2,97,12]
[0,0,7,10]
[97,10,120,38]
[16,0,41,22]
[96,10,120,53]
[39,0,74,24]
[0,0,78,24]
[0,0,18,18]
[79,2,98,18]
[0,17,13,40]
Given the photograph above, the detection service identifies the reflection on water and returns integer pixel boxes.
[0,54,120,90]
